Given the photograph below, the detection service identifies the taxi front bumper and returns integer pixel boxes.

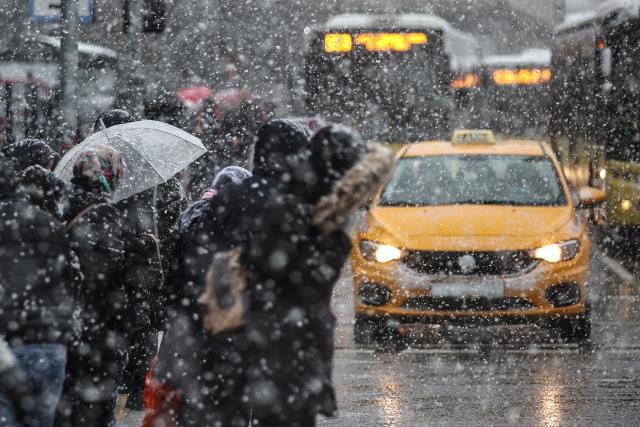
[352,248,590,323]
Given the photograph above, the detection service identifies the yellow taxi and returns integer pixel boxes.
[352,130,606,343]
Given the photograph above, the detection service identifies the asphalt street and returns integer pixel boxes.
[120,248,640,426]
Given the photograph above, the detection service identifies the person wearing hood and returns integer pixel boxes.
[230,125,394,426]
[180,165,252,233]
[152,119,312,426]
[57,146,144,426]
[0,153,74,427]
[4,138,67,222]
[2,138,60,172]
[16,165,66,221]
[161,123,393,426]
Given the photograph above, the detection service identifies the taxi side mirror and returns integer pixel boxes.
[577,186,606,208]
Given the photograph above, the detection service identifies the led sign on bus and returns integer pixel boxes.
[324,32,428,53]
[452,72,480,89]
[324,33,353,53]
[492,68,552,86]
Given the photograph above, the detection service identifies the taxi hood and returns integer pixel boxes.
[368,205,575,245]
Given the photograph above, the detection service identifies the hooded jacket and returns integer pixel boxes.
[156,119,312,425]
[0,155,74,346]
[158,122,394,426]
[180,166,252,233]
[236,126,394,423]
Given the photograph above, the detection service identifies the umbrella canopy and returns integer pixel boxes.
[55,120,206,202]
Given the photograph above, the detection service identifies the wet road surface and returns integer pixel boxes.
[121,247,640,426]
[320,250,640,426]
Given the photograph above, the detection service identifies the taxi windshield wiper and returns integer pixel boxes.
[378,200,425,207]
[452,199,516,205]
[452,199,559,206]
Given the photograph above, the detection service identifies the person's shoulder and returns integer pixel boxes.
[84,201,123,225]
[4,198,60,224]
[0,199,66,238]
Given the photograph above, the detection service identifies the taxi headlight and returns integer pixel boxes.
[359,240,403,263]
[598,168,607,180]
[530,240,580,263]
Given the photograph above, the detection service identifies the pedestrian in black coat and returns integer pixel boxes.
[57,146,148,426]
[116,178,186,409]
[92,108,183,408]
[158,121,394,426]
[156,119,313,426]
[234,125,394,426]
[0,153,74,427]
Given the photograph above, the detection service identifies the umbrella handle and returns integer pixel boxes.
[151,187,165,288]
[152,187,160,239]
[100,118,115,146]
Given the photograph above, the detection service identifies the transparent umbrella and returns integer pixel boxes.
[54,120,207,202]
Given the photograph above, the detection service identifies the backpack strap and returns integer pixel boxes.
[64,204,98,233]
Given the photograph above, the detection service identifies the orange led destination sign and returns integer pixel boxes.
[452,72,480,89]
[492,68,552,86]
[324,32,428,53]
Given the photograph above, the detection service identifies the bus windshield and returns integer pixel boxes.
[304,17,466,141]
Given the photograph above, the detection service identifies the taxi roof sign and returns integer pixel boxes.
[452,129,496,145]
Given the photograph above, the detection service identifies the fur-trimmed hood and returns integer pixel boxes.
[311,143,395,233]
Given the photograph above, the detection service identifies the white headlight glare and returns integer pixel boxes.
[531,240,580,263]
[359,240,402,263]
[375,244,403,263]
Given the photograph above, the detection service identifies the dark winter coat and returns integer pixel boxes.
[64,185,148,341]
[117,177,187,328]
[235,141,393,423]
[0,160,74,346]
[180,166,252,233]
[157,120,312,425]
[158,122,393,426]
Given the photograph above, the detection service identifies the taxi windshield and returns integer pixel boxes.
[379,155,567,207]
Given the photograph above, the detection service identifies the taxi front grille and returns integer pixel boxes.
[402,296,536,312]
[402,250,537,276]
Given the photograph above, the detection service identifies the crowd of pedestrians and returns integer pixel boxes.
[0,109,393,427]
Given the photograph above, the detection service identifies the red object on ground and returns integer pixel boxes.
[141,357,182,427]
[176,86,213,105]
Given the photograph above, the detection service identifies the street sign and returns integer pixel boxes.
[30,0,94,23]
